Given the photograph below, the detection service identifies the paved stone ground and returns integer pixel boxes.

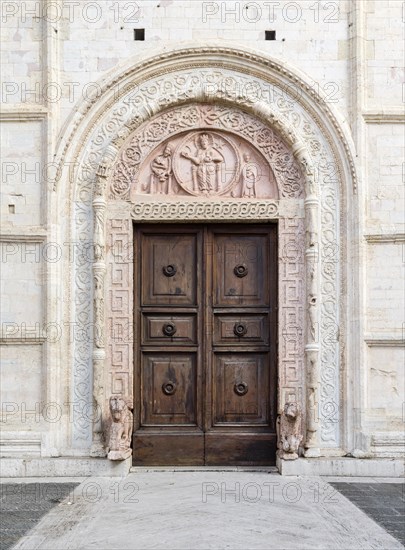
[4,473,403,550]
[331,482,405,546]
[0,483,79,550]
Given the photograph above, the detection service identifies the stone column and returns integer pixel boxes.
[290,146,322,458]
[90,190,107,457]
[303,192,321,458]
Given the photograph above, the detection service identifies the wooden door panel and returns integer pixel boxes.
[141,353,198,425]
[213,314,270,346]
[212,353,269,425]
[141,233,198,305]
[133,224,277,466]
[142,314,197,345]
[133,433,204,466]
[213,234,269,306]
[205,434,277,466]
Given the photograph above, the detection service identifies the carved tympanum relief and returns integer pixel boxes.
[111,104,304,201]
[139,130,273,198]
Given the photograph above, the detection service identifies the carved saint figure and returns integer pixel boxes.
[241,153,258,198]
[277,402,303,460]
[181,133,224,194]
[150,144,173,194]
[107,395,133,461]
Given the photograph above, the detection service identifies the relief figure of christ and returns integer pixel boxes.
[181,134,224,194]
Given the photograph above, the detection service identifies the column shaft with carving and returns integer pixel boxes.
[303,184,321,458]
[90,183,107,456]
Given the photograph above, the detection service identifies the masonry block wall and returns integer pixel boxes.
[1,0,404,461]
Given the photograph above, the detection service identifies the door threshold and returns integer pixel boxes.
[130,466,279,473]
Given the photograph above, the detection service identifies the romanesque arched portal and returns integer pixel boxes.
[55,45,357,467]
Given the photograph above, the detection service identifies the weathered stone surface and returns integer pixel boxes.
[107,396,133,461]
[11,473,404,550]
[1,1,404,474]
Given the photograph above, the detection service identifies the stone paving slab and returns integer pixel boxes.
[0,483,79,550]
[10,473,404,550]
[331,482,405,546]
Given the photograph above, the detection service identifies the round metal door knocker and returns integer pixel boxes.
[162,323,177,337]
[234,264,248,278]
[234,382,248,396]
[162,382,177,396]
[162,264,177,277]
[233,322,248,337]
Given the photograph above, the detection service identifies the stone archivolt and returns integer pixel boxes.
[61,49,349,459]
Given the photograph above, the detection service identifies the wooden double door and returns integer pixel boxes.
[133,224,278,465]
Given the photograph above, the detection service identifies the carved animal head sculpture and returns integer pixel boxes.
[283,402,300,421]
[109,395,131,423]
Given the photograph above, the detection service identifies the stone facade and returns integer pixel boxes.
[1,0,404,476]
